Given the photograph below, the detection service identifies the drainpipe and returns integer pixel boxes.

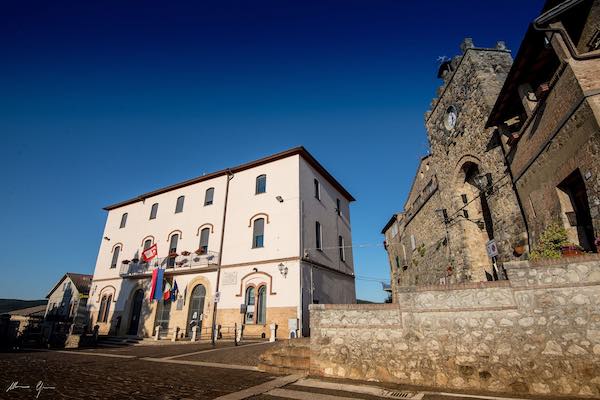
[533,0,600,61]
[211,169,234,347]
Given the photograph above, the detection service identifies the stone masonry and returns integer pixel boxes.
[309,257,600,397]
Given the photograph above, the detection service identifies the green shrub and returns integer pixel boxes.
[529,222,568,261]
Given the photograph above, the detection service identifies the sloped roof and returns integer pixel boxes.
[46,273,93,298]
[103,146,355,210]
[8,304,47,317]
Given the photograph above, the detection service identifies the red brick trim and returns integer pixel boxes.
[196,224,215,235]
[166,229,183,242]
[248,213,270,227]
[140,235,155,247]
[236,272,276,296]
[111,242,123,253]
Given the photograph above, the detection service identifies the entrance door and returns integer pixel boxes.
[186,284,206,336]
[155,299,171,336]
[558,170,596,252]
[127,289,144,335]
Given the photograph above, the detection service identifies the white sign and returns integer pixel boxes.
[213,291,221,303]
[486,239,499,258]
[222,272,237,286]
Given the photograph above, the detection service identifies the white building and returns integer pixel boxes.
[89,147,356,338]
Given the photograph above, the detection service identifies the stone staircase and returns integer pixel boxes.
[257,338,310,375]
[96,335,142,348]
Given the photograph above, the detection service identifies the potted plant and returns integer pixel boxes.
[122,259,130,265]
[168,252,178,258]
[131,258,140,263]
[194,248,205,256]
[181,251,191,256]
[560,243,584,257]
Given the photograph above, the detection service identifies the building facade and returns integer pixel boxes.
[487,0,600,254]
[383,0,600,296]
[45,273,93,325]
[88,147,355,339]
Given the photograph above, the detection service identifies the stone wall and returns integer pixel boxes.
[309,258,600,397]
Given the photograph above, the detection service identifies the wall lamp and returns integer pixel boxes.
[278,263,288,278]
[276,196,284,203]
[103,236,111,241]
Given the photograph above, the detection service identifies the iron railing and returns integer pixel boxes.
[119,251,219,277]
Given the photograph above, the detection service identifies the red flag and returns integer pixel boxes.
[142,244,158,262]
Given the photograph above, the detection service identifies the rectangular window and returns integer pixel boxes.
[338,235,345,261]
[314,179,320,200]
[119,213,128,228]
[391,223,399,238]
[461,194,468,204]
[255,175,266,194]
[336,198,341,216]
[110,246,120,268]
[252,218,265,248]
[168,234,179,267]
[316,221,322,250]
[463,209,469,219]
[175,196,185,213]
[204,188,214,206]
[150,203,158,220]
[395,256,400,269]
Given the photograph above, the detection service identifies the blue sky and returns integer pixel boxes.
[0,0,544,302]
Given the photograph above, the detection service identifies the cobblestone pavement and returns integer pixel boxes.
[79,340,261,358]
[0,350,275,400]
[176,342,276,366]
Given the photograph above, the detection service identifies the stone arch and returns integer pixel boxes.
[166,230,183,242]
[140,235,155,247]
[196,223,215,235]
[111,242,124,253]
[248,213,270,227]
[96,285,117,302]
[236,271,276,296]
[453,154,482,185]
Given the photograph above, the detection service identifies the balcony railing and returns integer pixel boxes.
[119,251,220,277]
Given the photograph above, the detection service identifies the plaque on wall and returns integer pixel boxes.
[176,298,184,310]
[222,272,237,286]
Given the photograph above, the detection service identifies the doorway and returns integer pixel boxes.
[186,284,206,336]
[557,170,596,252]
[127,289,144,336]
[155,299,171,336]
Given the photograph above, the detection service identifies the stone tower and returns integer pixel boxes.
[424,38,528,282]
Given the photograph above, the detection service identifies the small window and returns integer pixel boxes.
[119,213,128,228]
[199,228,210,255]
[410,235,416,251]
[336,198,341,216]
[110,246,121,269]
[395,255,400,269]
[204,188,214,206]
[255,175,267,194]
[315,221,322,250]
[175,196,185,213]
[168,234,179,267]
[338,235,345,261]
[149,203,158,220]
[252,218,265,248]
[463,209,469,219]
[314,179,320,200]
[461,194,468,204]
[257,286,267,324]
[143,239,153,251]
[245,286,256,324]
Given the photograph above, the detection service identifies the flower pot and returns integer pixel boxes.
[561,246,583,257]
[513,245,525,257]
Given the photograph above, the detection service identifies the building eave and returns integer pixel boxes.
[103,146,355,211]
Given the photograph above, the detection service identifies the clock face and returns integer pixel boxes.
[444,106,458,131]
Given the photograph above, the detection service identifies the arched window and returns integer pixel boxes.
[149,203,159,220]
[199,228,210,255]
[98,295,107,323]
[255,175,267,194]
[204,188,214,206]
[143,239,153,251]
[257,286,267,324]
[244,286,256,324]
[98,294,112,323]
[175,196,185,213]
[314,179,320,200]
[119,213,128,229]
[252,218,265,248]
[168,234,179,267]
[315,221,322,250]
[110,246,121,268]
[338,235,345,261]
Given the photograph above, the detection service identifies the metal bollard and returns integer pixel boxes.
[269,323,277,342]
[191,326,198,342]
[154,326,161,341]
[171,327,179,342]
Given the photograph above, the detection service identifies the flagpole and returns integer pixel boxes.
[211,169,233,347]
